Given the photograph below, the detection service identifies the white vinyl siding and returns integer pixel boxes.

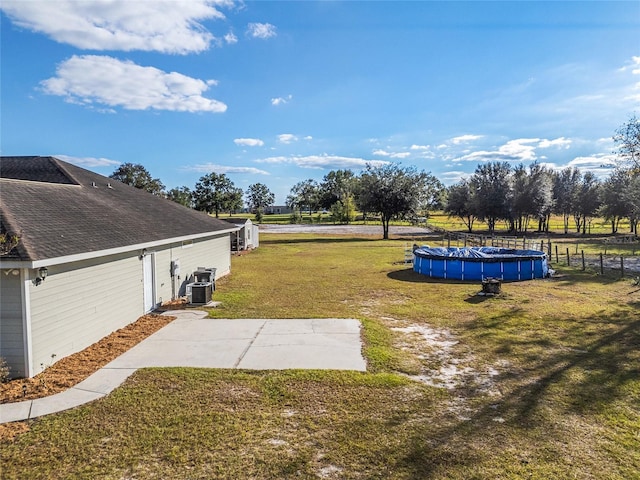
[153,234,231,299]
[28,252,143,374]
[0,270,25,378]
[6,233,231,377]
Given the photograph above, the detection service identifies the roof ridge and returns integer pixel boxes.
[48,157,80,185]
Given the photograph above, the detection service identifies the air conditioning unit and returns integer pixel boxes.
[187,282,213,305]
[193,267,217,290]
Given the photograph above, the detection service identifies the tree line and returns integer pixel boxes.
[110,115,639,238]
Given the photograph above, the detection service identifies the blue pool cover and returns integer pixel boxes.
[412,246,549,281]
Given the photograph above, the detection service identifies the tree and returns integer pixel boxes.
[166,186,193,208]
[192,172,237,218]
[416,174,446,216]
[227,187,244,215]
[286,179,320,218]
[573,172,601,234]
[553,167,581,234]
[319,169,357,208]
[627,173,640,234]
[445,180,476,232]
[110,163,165,195]
[600,169,631,233]
[246,183,275,220]
[468,162,512,233]
[613,114,640,169]
[319,169,359,224]
[357,163,432,239]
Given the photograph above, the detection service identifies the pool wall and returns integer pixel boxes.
[412,247,549,281]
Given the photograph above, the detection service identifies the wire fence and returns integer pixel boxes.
[427,228,640,279]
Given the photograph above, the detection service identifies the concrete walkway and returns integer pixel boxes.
[1,311,366,424]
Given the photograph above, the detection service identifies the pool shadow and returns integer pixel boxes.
[386,268,474,285]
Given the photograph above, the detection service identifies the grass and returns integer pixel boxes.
[2,232,639,479]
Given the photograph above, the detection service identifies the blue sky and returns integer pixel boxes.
[2,1,639,204]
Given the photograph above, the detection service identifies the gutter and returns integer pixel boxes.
[0,227,239,269]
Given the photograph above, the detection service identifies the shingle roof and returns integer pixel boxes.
[223,217,252,225]
[0,156,236,263]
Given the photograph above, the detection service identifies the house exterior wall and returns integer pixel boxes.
[0,269,25,378]
[251,224,260,249]
[3,233,231,378]
[28,252,143,376]
[153,233,231,299]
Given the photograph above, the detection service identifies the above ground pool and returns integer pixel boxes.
[412,246,549,281]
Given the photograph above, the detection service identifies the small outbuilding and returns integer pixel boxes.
[224,217,259,251]
[0,156,238,378]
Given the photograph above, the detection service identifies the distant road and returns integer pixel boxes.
[258,224,433,237]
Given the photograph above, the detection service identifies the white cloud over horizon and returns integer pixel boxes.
[256,154,390,170]
[234,138,264,147]
[41,55,227,113]
[55,154,121,168]
[0,0,233,54]
[454,137,574,163]
[185,163,270,175]
[277,134,298,144]
[373,149,411,159]
[451,134,484,144]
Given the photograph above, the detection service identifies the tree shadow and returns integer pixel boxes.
[392,308,640,478]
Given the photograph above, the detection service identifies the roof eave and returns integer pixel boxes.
[0,227,238,269]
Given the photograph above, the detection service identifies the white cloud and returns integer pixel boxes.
[224,31,238,45]
[256,154,389,170]
[538,137,572,149]
[304,136,313,141]
[271,94,292,106]
[247,22,277,39]
[0,0,232,54]
[55,154,120,168]
[234,138,264,147]
[373,149,410,159]
[439,171,468,185]
[41,55,227,113]
[451,134,484,145]
[410,144,430,151]
[619,55,640,75]
[543,153,618,181]
[186,163,270,175]
[277,133,298,144]
[456,138,540,163]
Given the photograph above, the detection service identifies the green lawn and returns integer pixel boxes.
[2,232,639,479]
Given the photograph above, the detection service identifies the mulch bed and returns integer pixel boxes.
[0,312,177,441]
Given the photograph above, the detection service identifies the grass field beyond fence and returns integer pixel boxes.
[2,232,639,479]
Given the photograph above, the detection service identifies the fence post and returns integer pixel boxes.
[555,244,559,263]
[581,250,585,271]
[548,240,552,258]
[566,247,570,266]
[575,241,579,255]
[621,256,624,278]
[600,253,604,275]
